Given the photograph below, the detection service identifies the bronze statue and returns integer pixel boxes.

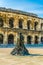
[11,33,29,56]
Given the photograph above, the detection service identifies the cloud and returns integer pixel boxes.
[0,0,43,17]
[0,0,4,6]
[21,3,43,17]
[28,10,43,14]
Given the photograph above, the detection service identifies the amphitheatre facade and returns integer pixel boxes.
[0,7,43,45]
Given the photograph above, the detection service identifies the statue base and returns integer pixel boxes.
[11,45,30,56]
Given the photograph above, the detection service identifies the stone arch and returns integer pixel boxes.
[34,21,38,30]
[0,34,3,44]
[27,20,31,30]
[9,17,14,28]
[41,36,43,43]
[34,36,39,44]
[27,35,32,44]
[18,18,23,28]
[0,17,3,27]
[8,34,14,44]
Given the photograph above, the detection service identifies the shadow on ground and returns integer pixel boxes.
[29,54,43,56]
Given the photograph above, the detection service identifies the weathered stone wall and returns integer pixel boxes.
[0,11,43,44]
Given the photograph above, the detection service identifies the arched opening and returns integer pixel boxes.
[8,34,14,44]
[34,22,38,30]
[27,20,31,30]
[19,19,23,28]
[19,33,24,46]
[41,37,43,43]
[9,18,14,28]
[27,36,32,44]
[34,36,39,44]
[41,23,43,30]
[0,18,3,27]
[0,34,3,44]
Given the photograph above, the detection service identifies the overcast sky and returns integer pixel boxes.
[0,0,43,18]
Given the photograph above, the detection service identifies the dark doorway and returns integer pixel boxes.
[41,23,43,30]
[8,34,14,44]
[0,34,3,44]
[0,18,3,27]
[34,22,38,30]
[34,36,39,44]
[19,19,23,28]
[41,37,43,43]
[9,18,14,28]
[27,20,31,30]
[27,36,32,44]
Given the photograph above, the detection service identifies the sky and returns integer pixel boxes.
[0,0,43,18]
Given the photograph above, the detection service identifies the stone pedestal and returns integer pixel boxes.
[11,44,29,56]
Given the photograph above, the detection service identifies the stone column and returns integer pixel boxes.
[24,34,27,44]
[3,14,9,28]
[32,35,34,44]
[14,17,19,28]
[14,33,18,44]
[4,31,8,44]
[38,34,41,44]
[23,20,27,29]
